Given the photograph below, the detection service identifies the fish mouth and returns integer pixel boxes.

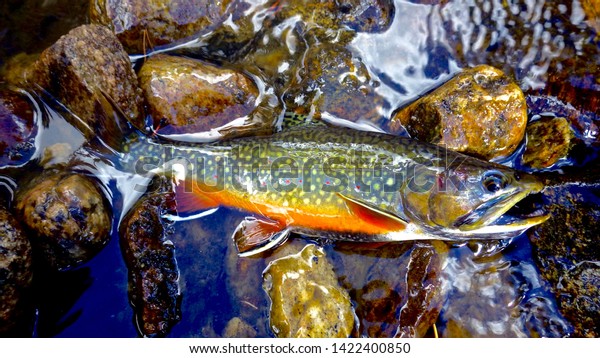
[452,179,549,235]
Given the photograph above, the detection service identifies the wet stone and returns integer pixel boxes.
[284,43,387,126]
[222,317,257,338]
[338,0,395,33]
[138,54,271,139]
[388,65,528,160]
[14,169,112,271]
[225,238,310,338]
[27,24,144,133]
[526,95,599,153]
[521,117,575,170]
[0,206,33,336]
[335,241,447,337]
[119,177,181,337]
[0,88,38,168]
[90,0,236,55]
[263,244,354,338]
[528,183,600,337]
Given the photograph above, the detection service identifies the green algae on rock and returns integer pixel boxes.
[388,65,527,161]
[522,117,575,170]
[15,169,112,271]
[0,206,33,336]
[138,54,274,139]
[263,244,354,338]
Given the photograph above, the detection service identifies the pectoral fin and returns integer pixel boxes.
[337,192,408,232]
[233,217,290,257]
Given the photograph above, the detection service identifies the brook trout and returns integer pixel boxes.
[95,97,548,256]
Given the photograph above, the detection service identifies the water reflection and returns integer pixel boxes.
[439,236,572,337]
[352,0,597,111]
[0,0,598,337]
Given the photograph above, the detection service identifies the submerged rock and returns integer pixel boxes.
[263,244,354,338]
[222,317,257,338]
[338,0,395,33]
[138,54,273,139]
[521,117,575,169]
[0,206,33,336]
[284,43,387,126]
[438,241,572,338]
[335,241,447,337]
[0,88,38,168]
[388,65,527,160]
[27,24,144,133]
[90,0,243,55]
[529,183,600,337]
[14,169,112,271]
[119,177,181,337]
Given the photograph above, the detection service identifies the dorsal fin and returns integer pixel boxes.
[336,192,408,232]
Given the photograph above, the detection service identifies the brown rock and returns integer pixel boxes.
[28,24,144,134]
[138,54,273,139]
[119,177,181,337]
[522,117,575,169]
[90,0,234,54]
[15,169,112,271]
[389,65,527,160]
[284,43,387,126]
[338,241,447,337]
[0,206,33,336]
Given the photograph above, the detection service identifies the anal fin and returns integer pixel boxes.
[233,217,290,257]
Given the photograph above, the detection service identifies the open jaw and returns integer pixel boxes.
[450,187,549,237]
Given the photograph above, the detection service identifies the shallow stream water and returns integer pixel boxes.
[1,0,598,337]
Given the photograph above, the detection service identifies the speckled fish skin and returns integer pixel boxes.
[119,124,545,245]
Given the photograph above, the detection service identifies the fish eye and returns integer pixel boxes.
[482,171,508,193]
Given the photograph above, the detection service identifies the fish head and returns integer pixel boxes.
[401,156,548,235]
